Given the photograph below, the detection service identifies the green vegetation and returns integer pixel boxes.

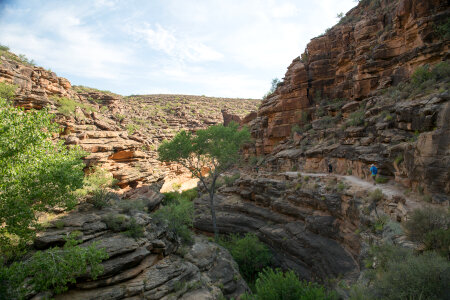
[102,214,145,238]
[0,44,35,66]
[405,207,449,256]
[242,268,337,300]
[0,82,17,101]
[153,196,194,243]
[72,85,120,97]
[336,181,346,192]
[300,49,309,63]
[347,110,365,127]
[394,153,403,165]
[52,96,96,116]
[219,233,272,284]
[158,123,250,239]
[126,123,140,135]
[223,173,241,187]
[119,198,148,213]
[87,189,117,209]
[0,235,108,299]
[263,78,281,100]
[375,176,389,184]
[361,244,450,300]
[0,98,86,253]
[384,61,450,101]
[434,17,450,40]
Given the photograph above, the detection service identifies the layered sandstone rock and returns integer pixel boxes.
[250,0,449,154]
[0,53,259,191]
[244,0,449,202]
[194,174,361,281]
[33,196,248,300]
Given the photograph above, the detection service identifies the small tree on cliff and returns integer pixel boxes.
[158,123,250,239]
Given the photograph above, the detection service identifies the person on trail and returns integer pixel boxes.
[370,164,378,184]
[255,165,259,174]
[328,163,333,173]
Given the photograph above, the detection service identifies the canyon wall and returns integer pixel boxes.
[0,54,258,195]
[251,0,449,154]
[244,0,449,201]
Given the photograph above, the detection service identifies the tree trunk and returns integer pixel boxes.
[209,189,219,240]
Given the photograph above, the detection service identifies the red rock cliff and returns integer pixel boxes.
[252,0,449,154]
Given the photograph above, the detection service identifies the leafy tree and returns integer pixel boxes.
[158,123,250,239]
[0,235,108,299]
[0,97,86,253]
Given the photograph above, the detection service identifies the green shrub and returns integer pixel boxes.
[53,96,95,116]
[435,18,450,40]
[375,176,389,184]
[242,268,337,300]
[126,123,139,135]
[347,110,365,126]
[219,233,272,283]
[367,188,383,202]
[411,65,433,85]
[87,189,115,209]
[76,166,117,197]
[405,207,449,254]
[291,124,302,135]
[153,197,194,243]
[0,44,9,51]
[0,236,108,298]
[224,173,240,187]
[123,218,145,239]
[119,198,147,213]
[262,78,280,100]
[0,100,85,253]
[337,182,346,192]
[368,247,450,300]
[394,154,403,165]
[181,188,198,201]
[0,82,17,101]
[102,213,129,232]
[162,191,182,206]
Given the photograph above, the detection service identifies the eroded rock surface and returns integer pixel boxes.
[32,198,247,300]
[194,174,361,281]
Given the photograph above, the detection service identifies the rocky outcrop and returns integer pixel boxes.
[194,174,361,281]
[0,53,259,191]
[250,0,449,154]
[33,195,248,300]
[221,109,241,126]
[242,0,450,202]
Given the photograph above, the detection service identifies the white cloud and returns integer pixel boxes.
[0,0,357,97]
[131,23,223,62]
[0,6,131,80]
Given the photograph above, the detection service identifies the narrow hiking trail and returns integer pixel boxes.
[283,171,425,212]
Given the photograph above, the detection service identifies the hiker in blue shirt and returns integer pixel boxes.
[370,164,378,184]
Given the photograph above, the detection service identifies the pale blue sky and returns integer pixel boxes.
[0,0,356,98]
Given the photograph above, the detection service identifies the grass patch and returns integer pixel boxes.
[52,96,96,116]
[375,176,389,184]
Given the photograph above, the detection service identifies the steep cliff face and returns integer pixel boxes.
[195,174,361,281]
[252,0,449,154]
[245,0,449,201]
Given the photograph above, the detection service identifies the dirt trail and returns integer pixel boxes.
[283,171,424,212]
